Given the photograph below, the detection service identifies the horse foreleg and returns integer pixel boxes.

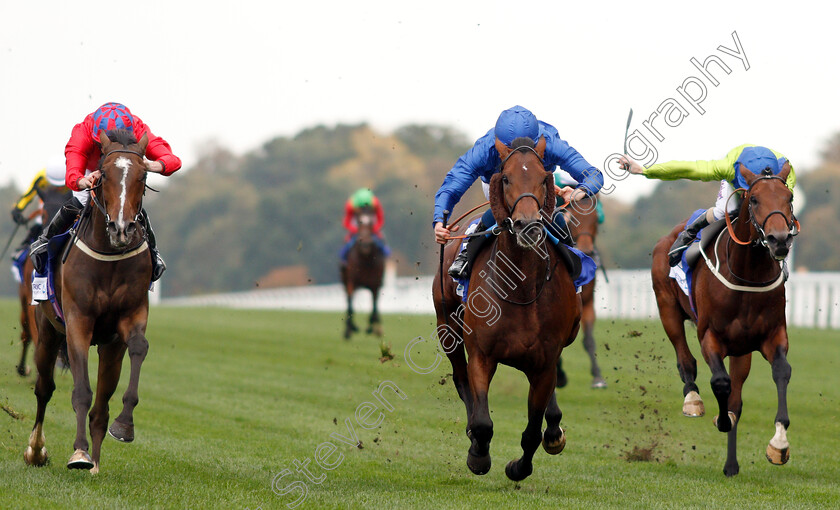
[344,287,357,340]
[367,289,382,337]
[65,314,96,470]
[24,311,60,467]
[581,307,605,388]
[89,340,127,474]
[542,389,565,455]
[506,368,557,481]
[110,320,149,444]
[701,333,733,433]
[17,296,36,376]
[764,340,792,466]
[466,355,497,476]
[723,353,751,477]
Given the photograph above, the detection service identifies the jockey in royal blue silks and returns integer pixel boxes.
[433,105,604,280]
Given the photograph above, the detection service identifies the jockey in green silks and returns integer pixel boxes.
[620,144,795,266]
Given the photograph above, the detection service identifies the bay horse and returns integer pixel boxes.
[340,208,385,339]
[433,136,581,481]
[555,195,606,388]
[25,130,154,474]
[651,163,797,476]
[16,247,38,377]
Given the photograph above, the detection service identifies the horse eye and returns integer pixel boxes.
[502,175,509,185]
[750,196,758,205]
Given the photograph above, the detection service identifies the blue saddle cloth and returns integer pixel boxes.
[11,247,29,283]
[677,209,707,315]
[454,218,596,303]
[32,228,74,325]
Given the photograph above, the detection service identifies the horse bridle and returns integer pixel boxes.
[89,148,152,226]
[729,174,800,248]
[498,145,549,234]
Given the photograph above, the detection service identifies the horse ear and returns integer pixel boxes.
[489,173,508,224]
[99,130,111,151]
[542,171,556,217]
[738,163,757,187]
[495,137,511,160]
[137,133,149,155]
[535,136,546,160]
[778,160,791,183]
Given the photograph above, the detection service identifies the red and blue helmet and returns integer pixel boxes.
[733,146,788,189]
[91,102,134,142]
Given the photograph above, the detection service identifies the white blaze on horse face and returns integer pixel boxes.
[114,157,131,229]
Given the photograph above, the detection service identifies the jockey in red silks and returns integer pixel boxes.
[29,102,182,281]
[339,188,390,261]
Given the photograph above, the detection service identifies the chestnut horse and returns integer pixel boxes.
[651,163,797,476]
[433,136,580,481]
[25,130,154,474]
[16,250,38,377]
[340,209,385,339]
[555,196,606,388]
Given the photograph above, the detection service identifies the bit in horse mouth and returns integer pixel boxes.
[515,222,544,249]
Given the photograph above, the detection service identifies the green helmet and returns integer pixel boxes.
[351,188,374,209]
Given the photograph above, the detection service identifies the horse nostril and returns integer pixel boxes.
[106,221,118,235]
[126,222,137,235]
[512,219,526,231]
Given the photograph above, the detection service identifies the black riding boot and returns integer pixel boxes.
[29,197,83,274]
[448,222,490,279]
[550,209,575,247]
[668,213,710,267]
[139,208,166,282]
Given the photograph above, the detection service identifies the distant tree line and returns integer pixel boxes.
[1,127,838,297]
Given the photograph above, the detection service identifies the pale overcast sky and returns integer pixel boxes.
[1,1,837,203]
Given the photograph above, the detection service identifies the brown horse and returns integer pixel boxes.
[555,195,606,388]
[25,130,154,474]
[651,163,797,476]
[340,208,385,339]
[433,136,581,481]
[16,249,38,377]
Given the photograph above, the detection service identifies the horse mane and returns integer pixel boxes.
[508,137,536,150]
[104,129,138,147]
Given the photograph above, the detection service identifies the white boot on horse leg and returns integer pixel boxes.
[682,390,705,417]
[766,421,790,465]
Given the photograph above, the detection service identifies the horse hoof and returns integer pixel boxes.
[724,462,740,477]
[16,364,30,377]
[109,421,135,443]
[466,452,491,475]
[67,449,94,470]
[682,391,705,417]
[90,462,100,475]
[505,459,533,481]
[24,445,48,466]
[766,444,790,465]
[373,324,383,337]
[712,411,737,432]
[591,377,607,389]
[542,428,566,455]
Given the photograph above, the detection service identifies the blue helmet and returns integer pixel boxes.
[494,105,539,147]
[733,146,788,189]
[91,102,135,142]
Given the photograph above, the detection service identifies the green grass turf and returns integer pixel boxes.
[0,300,838,509]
